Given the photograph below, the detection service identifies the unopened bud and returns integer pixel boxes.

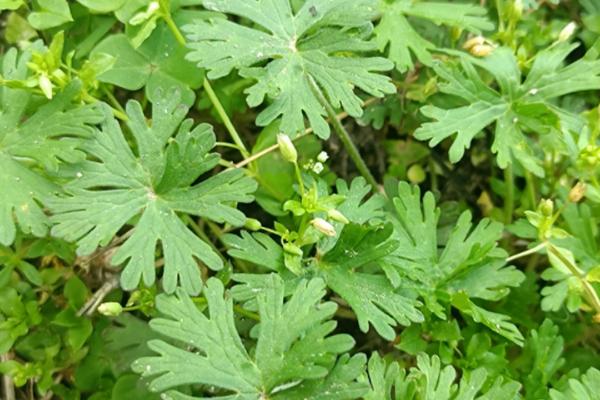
[310,218,336,237]
[277,134,297,163]
[558,22,577,42]
[463,36,485,50]
[540,199,554,217]
[283,243,303,256]
[594,313,600,324]
[470,44,494,57]
[513,0,523,19]
[98,302,123,317]
[568,182,586,203]
[327,209,349,224]
[38,74,53,99]
[244,218,262,231]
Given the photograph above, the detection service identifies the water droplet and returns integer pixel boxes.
[76,172,83,178]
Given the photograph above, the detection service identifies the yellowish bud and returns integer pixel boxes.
[469,44,494,57]
[463,36,485,50]
[568,182,586,203]
[310,218,336,237]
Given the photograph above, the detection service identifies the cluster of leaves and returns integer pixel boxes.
[1,0,600,399]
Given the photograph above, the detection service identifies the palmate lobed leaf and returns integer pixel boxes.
[0,46,103,246]
[375,0,493,72]
[50,90,257,295]
[384,182,525,344]
[184,0,396,139]
[415,43,600,176]
[133,274,367,399]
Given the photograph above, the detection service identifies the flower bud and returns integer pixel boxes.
[327,209,349,224]
[310,218,336,237]
[463,36,485,50]
[98,302,123,317]
[283,243,303,256]
[594,313,600,324]
[568,182,586,203]
[469,44,494,57]
[38,74,53,99]
[540,199,554,217]
[244,218,262,231]
[277,134,297,163]
[512,0,523,19]
[558,22,577,43]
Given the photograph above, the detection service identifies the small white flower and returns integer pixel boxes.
[317,151,329,163]
[312,162,324,174]
[558,22,577,43]
[310,218,336,237]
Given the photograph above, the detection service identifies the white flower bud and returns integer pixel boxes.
[98,302,123,317]
[310,218,336,237]
[327,209,349,224]
[277,134,297,163]
[148,1,160,13]
[558,22,577,43]
[317,151,329,163]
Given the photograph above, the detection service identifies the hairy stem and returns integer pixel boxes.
[307,77,379,190]
[1,353,15,400]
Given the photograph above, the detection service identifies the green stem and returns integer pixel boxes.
[294,163,305,196]
[504,164,515,225]
[163,14,186,46]
[547,243,600,316]
[524,171,537,209]
[307,77,379,190]
[203,78,250,157]
[506,242,546,263]
[496,0,505,32]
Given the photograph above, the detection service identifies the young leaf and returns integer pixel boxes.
[385,182,524,344]
[133,274,366,399]
[50,90,256,295]
[0,47,103,246]
[222,231,285,272]
[415,43,600,176]
[375,0,493,72]
[184,0,396,139]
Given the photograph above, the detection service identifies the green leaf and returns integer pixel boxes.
[549,368,600,400]
[92,16,203,105]
[0,0,23,11]
[385,182,524,344]
[0,47,103,246]
[222,231,285,272]
[184,0,395,139]
[77,0,127,13]
[365,353,521,400]
[519,319,565,399]
[415,43,600,176]
[50,90,257,295]
[28,0,73,29]
[133,274,364,399]
[321,223,424,340]
[375,0,493,72]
